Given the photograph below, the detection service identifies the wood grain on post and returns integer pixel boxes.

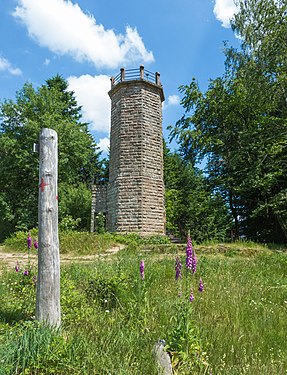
[36,128,61,327]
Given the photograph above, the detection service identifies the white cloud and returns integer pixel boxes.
[13,0,154,68]
[213,0,238,28]
[43,58,50,66]
[98,137,110,153]
[163,94,181,111]
[167,95,180,106]
[0,57,22,76]
[68,74,111,133]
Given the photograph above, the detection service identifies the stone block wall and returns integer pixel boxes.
[107,74,165,236]
[90,184,107,232]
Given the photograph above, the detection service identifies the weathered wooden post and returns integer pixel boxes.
[36,128,61,327]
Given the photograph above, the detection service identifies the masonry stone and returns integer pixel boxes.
[91,66,165,236]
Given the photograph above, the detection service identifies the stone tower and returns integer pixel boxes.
[106,66,165,236]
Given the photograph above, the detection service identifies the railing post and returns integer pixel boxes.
[155,72,161,86]
[140,65,144,80]
[110,77,115,88]
[120,68,125,82]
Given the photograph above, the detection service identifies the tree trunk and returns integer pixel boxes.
[229,190,239,240]
[36,128,61,327]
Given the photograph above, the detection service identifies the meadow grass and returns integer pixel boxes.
[194,252,287,374]
[0,236,286,374]
[2,230,170,254]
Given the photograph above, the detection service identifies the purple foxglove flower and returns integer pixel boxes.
[175,256,182,280]
[23,269,29,276]
[189,289,194,302]
[140,260,145,280]
[192,250,197,274]
[186,236,193,271]
[15,263,19,272]
[34,239,38,250]
[27,233,32,249]
[198,278,204,292]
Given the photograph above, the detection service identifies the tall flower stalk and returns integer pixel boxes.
[140,260,145,280]
[198,278,204,292]
[186,236,193,271]
[169,235,208,371]
[177,234,204,302]
[189,289,195,302]
[34,239,38,250]
[27,232,32,250]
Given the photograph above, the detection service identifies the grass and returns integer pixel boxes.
[194,252,287,374]
[2,230,170,254]
[3,230,119,254]
[0,233,286,374]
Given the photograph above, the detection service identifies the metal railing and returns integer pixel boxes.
[111,66,161,87]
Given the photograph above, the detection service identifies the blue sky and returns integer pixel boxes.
[0,0,239,154]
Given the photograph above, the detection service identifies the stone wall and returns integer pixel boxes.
[106,74,165,236]
[90,184,107,232]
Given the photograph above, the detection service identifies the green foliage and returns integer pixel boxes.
[165,250,209,373]
[0,193,14,243]
[164,141,231,241]
[85,273,129,310]
[1,266,37,322]
[169,0,287,243]
[166,305,208,372]
[95,212,106,234]
[59,216,81,232]
[59,183,92,231]
[0,75,102,241]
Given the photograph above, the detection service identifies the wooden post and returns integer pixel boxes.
[155,72,161,86]
[36,128,61,327]
[140,65,144,80]
[120,67,125,82]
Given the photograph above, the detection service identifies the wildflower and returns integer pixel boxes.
[34,239,38,250]
[192,249,197,274]
[198,278,204,292]
[23,269,29,276]
[175,256,182,280]
[27,232,32,249]
[189,289,195,302]
[186,236,193,271]
[140,260,145,280]
[15,262,19,272]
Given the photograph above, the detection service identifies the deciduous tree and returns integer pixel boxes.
[0,75,102,240]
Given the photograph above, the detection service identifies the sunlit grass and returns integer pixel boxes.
[194,252,287,374]
[0,236,286,374]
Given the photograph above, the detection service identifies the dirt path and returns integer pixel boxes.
[0,244,125,271]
